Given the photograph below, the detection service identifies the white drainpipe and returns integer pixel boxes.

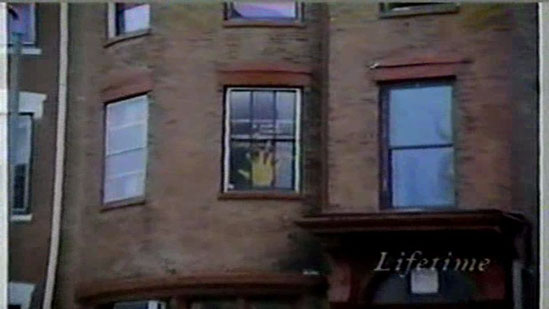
[42,3,68,309]
[0,4,10,307]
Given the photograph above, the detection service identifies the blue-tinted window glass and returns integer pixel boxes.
[392,147,455,207]
[389,85,452,147]
[229,2,298,20]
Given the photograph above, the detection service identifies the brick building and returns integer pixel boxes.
[8,2,539,309]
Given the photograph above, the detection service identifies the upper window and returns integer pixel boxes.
[382,81,455,208]
[225,2,301,21]
[108,3,150,38]
[12,114,33,215]
[223,88,301,193]
[104,95,149,205]
[7,4,36,45]
[379,2,458,17]
[110,301,167,309]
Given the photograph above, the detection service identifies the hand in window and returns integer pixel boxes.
[238,148,277,187]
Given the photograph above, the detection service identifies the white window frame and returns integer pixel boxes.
[8,3,37,46]
[107,3,150,39]
[103,95,149,205]
[223,87,302,193]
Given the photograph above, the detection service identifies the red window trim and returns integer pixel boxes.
[101,68,154,103]
[218,63,313,86]
[371,55,471,81]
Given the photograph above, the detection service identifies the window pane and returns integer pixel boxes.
[276,91,296,120]
[105,149,146,178]
[231,120,251,137]
[15,115,32,164]
[107,124,147,154]
[391,147,454,207]
[190,300,238,309]
[104,97,148,203]
[275,92,295,136]
[229,141,251,190]
[116,4,150,35]
[230,2,297,20]
[13,115,32,213]
[13,164,28,211]
[250,141,276,188]
[8,4,34,44]
[252,92,275,137]
[107,96,147,127]
[104,172,145,203]
[229,91,251,120]
[389,84,452,147]
[275,142,294,190]
[253,91,275,120]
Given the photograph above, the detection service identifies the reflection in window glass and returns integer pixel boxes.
[385,81,454,208]
[104,95,148,203]
[227,2,299,21]
[226,88,299,192]
[8,4,36,45]
[115,3,150,36]
[12,114,33,214]
[392,148,454,207]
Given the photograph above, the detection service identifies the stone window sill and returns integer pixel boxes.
[223,20,305,28]
[104,28,151,48]
[102,196,146,211]
[218,191,303,201]
[10,214,33,223]
[7,46,42,55]
[379,3,459,18]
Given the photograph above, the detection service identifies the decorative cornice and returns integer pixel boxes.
[296,209,526,235]
[76,273,326,305]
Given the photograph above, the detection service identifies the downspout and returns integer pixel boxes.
[42,3,68,309]
[0,4,10,307]
[540,3,548,309]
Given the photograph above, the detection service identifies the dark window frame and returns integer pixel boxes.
[379,79,456,209]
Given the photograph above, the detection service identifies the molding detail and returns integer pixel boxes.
[75,273,326,305]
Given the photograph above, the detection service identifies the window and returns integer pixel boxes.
[224,88,301,192]
[225,2,301,21]
[379,2,458,17]
[7,4,36,45]
[12,114,33,215]
[108,3,150,38]
[8,282,35,309]
[110,301,167,309]
[381,81,455,208]
[104,95,149,205]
